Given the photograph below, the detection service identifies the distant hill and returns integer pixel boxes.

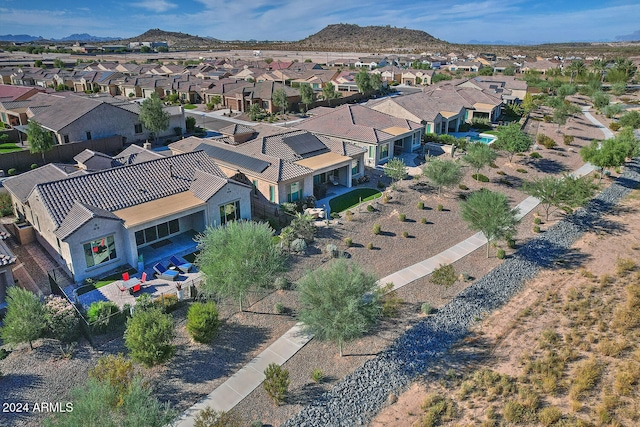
[58,33,120,42]
[615,30,640,42]
[294,24,447,52]
[120,29,221,48]
[0,34,44,42]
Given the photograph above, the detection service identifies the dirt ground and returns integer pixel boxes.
[370,184,640,427]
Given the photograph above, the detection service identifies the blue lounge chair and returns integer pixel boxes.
[153,262,179,281]
[169,255,192,273]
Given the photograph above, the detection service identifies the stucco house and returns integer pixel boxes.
[3,148,252,282]
[296,104,422,167]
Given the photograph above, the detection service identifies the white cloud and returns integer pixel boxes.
[131,0,178,13]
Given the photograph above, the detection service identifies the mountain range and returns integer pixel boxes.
[0,33,119,42]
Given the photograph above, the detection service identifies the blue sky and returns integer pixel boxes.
[0,0,639,44]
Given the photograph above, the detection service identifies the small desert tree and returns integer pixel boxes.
[195,221,287,311]
[355,69,373,93]
[299,83,315,111]
[0,287,46,350]
[297,259,381,357]
[322,82,341,106]
[461,189,519,258]
[26,120,54,163]
[139,92,170,144]
[186,301,220,343]
[463,142,498,176]
[193,407,243,427]
[422,158,464,196]
[384,157,408,185]
[523,175,597,220]
[263,363,290,406]
[494,123,533,162]
[272,88,287,116]
[124,307,175,367]
[580,127,639,180]
[248,103,262,121]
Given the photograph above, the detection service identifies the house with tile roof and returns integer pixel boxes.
[296,104,422,167]
[224,81,301,114]
[3,149,252,282]
[169,126,365,203]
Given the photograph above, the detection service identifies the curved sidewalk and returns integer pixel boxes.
[174,109,606,426]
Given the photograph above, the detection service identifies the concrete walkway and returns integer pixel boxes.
[174,108,610,425]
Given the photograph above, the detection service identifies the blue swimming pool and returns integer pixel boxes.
[468,134,496,144]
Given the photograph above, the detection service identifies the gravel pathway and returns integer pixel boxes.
[282,159,640,427]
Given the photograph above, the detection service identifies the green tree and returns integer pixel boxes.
[503,66,516,76]
[26,119,54,163]
[463,142,498,176]
[566,60,586,84]
[603,104,624,119]
[590,59,606,82]
[556,84,576,99]
[384,157,408,184]
[206,95,222,111]
[611,82,627,96]
[355,69,372,93]
[140,46,151,53]
[0,287,46,350]
[186,301,220,344]
[580,129,639,180]
[297,259,381,357]
[478,66,493,76]
[124,307,175,367]
[494,123,533,162]
[460,189,519,258]
[185,116,196,132]
[523,175,596,220]
[34,59,44,68]
[322,82,341,106]
[263,363,290,405]
[369,73,382,92]
[299,83,315,111]
[156,46,169,53]
[44,377,175,427]
[618,111,640,129]
[248,103,262,121]
[53,58,64,69]
[272,88,287,116]
[521,92,536,114]
[592,91,610,110]
[422,158,464,196]
[195,221,287,311]
[139,92,170,144]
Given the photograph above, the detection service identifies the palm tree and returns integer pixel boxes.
[590,59,606,82]
[566,60,586,84]
[612,58,636,81]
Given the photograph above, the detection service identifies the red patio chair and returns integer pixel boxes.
[122,272,130,281]
[140,272,147,283]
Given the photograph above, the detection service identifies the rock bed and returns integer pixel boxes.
[282,160,640,427]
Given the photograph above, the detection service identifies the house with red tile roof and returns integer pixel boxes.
[296,104,422,167]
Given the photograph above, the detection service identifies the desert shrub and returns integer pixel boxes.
[563,135,574,145]
[533,225,541,233]
[538,406,562,426]
[609,122,621,131]
[421,217,427,224]
[489,162,498,168]
[372,223,381,235]
[613,362,640,396]
[458,184,469,190]
[507,238,516,249]
[274,276,289,290]
[310,368,324,383]
[0,348,9,360]
[496,170,506,175]
[616,257,636,276]
[402,231,409,238]
[274,303,285,314]
[124,307,175,367]
[398,213,406,222]
[291,238,307,253]
[377,181,385,189]
[569,357,602,400]
[534,217,542,225]
[537,134,556,149]
[431,264,456,288]
[263,363,289,405]
[472,173,490,182]
[154,293,178,312]
[503,400,537,423]
[367,204,375,212]
[417,201,425,209]
[421,303,434,315]
[367,242,374,250]
[516,168,528,173]
[0,192,12,216]
[88,353,134,407]
[344,237,352,247]
[44,295,79,343]
[379,283,403,318]
[326,243,339,258]
[186,301,220,344]
[193,407,243,427]
[345,210,353,221]
[530,152,542,159]
[420,394,457,427]
[86,301,120,332]
[496,248,506,259]
[436,204,443,211]
[597,338,627,357]
[7,168,17,176]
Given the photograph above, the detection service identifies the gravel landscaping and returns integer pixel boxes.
[281,160,640,427]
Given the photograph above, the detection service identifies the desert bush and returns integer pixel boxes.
[421,303,434,315]
[193,407,243,427]
[344,237,352,247]
[533,225,541,233]
[379,283,402,318]
[458,184,469,190]
[291,238,307,253]
[431,264,456,288]
[421,217,427,224]
[616,257,636,276]
[496,170,506,175]
[88,353,134,407]
[496,248,506,259]
[507,238,516,249]
[537,134,557,149]
[186,301,220,344]
[516,168,528,173]
[44,295,79,343]
[534,217,542,225]
[345,210,353,221]
[124,307,175,367]
[326,243,339,258]
[367,242,374,250]
[398,213,406,222]
[417,201,425,209]
[367,204,375,212]
[597,338,627,357]
[436,204,443,211]
[263,363,289,405]
[7,168,17,176]
[614,362,640,396]
[86,301,120,332]
[310,368,324,383]
[402,231,409,238]
[530,152,542,159]
[472,173,490,182]
[274,276,289,290]
[420,394,457,427]
[538,406,562,426]
[609,122,621,131]
[274,303,285,314]
[372,223,381,235]
[563,134,575,145]
[154,293,178,312]
[569,357,602,400]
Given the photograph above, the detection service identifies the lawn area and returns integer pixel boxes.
[329,188,382,212]
[0,142,24,153]
[183,104,197,110]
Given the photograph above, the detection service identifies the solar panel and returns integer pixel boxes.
[196,143,270,173]
[283,133,328,156]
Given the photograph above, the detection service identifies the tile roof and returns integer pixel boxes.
[73,149,114,170]
[54,201,121,240]
[29,96,105,131]
[189,169,229,201]
[296,104,421,144]
[219,123,254,136]
[35,151,226,228]
[3,163,81,203]
[113,144,164,166]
